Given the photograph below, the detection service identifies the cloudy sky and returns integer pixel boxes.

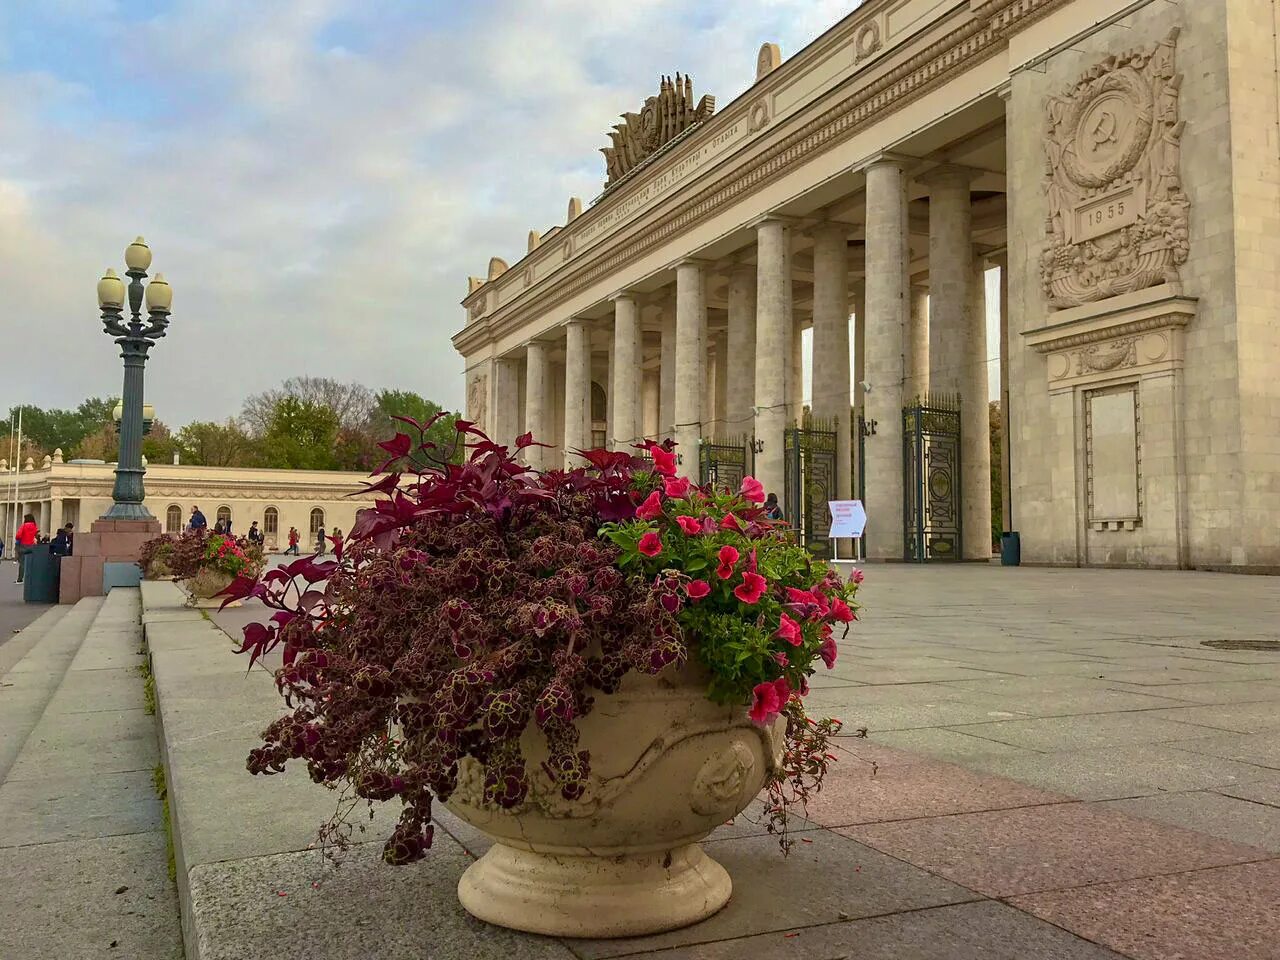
[0,0,860,426]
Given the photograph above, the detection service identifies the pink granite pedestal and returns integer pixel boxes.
[59,518,161,604]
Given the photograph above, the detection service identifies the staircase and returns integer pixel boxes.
[0,589,183,959]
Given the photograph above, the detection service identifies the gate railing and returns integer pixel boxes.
[784,415,838,560]
[698,435,752,493]
[902,392,962,563]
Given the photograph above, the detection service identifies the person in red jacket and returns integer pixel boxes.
[14,513,38,584]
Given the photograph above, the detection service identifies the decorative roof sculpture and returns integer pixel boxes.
[601,74,715,188]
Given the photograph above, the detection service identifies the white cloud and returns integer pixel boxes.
[0,0,854,425]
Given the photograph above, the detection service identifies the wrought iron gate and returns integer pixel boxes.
[699,436,752,492]
[784,417,838,559]
[902,393,962,562]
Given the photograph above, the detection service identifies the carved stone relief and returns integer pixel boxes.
[855,21,882,62]
[467,372,489,428]
[1040,29,1189,308]
[600,74,716,188]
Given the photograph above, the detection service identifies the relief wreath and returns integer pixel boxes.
[223,417,861,938]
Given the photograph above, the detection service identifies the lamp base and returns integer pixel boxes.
[101,501,155,522]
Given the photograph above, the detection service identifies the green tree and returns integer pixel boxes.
[174,420,260,467]
[3,397,117,455]
[372,389,462,468]
[261,397,339,470]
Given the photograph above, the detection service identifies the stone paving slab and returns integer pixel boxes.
[187,837,578,960]
[1107,677,1280,704]
[942,711,1221,752]
[966,743,1268,801]
[943,686,1191,717]
[1211,771,1280,808]
[1141,700,1280,733]
[801,691,1032,730]
[5,705,156,781]
[839,801,1271,898]
[612,901,1129,960]
[1167,731,1280,769]
[567,830,977,960]
[865,726,1039,762]
[1008,858,1280,960]
[0,831,182,960]
[1098,791,1280,852]
[0,767,163,848]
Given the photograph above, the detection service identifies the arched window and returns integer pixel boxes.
[216,506,232,530]
[263,506,279,538]
[590,381,608,448]
[309,507,325,536]
[165,505,182,533]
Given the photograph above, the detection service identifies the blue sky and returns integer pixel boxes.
[0,0,863,425]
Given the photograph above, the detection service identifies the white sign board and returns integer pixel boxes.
[828,500,866,538]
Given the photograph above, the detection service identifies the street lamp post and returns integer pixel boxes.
[96,236,173,521]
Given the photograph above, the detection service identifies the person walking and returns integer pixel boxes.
[189,505,207,532]
[315,525,326,555]
[285,526,300,556]
[14,513,38,583]
[763,493,784,521]
[247,521,263,546]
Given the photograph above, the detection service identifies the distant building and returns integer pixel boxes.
[1,451,376,551]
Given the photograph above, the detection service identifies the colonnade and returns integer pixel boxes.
[499,160,998,561]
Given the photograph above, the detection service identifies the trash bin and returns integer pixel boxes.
[1000,531,1021,567]
[22,544,60,603]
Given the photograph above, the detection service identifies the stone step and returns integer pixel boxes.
[0,597,103,781]
[0,603,71,679]
[0,587,183,960]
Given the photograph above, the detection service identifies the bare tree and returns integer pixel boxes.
[241,377,376,437]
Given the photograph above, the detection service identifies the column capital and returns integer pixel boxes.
[748,212,803,231]
[609,289,640,304]
[916,162,982,186]
[851,151,914,174]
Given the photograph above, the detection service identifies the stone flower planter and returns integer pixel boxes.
[179,568,239,608]
[443,662,783,938]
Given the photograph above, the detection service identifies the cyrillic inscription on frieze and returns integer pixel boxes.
[1041,29,1188,308]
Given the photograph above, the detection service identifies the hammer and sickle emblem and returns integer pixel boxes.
[1089,110,1118,148]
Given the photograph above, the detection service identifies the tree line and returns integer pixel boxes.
[2,377,459,472]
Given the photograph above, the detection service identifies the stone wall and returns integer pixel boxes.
[1007,0,1277,570]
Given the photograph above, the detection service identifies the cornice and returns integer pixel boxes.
[455,0,1074,357]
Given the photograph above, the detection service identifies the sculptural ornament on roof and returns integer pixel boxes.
[601,74,715,188]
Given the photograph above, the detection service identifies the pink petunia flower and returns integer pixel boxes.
[850,567,865,584]
[773,651,789,667]
[775,613,803,646]
[636,491,664,520]
[734,571,767,604]
[702,516,718,534]
[819,635,838,669]
[675,515,702,536]
[748,680,785,726]
[648,445,677,477]
[719,513,744,533]
[638,532,663,557]
[716,544,740,580]
[740,476,766,504]
[685,579,711,600]
[830,598,855,623]
[663,475,691,499]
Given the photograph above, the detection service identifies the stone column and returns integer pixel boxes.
[493,357,521,450]
[790,320,805,420]
[907,285,930,399]
[925,167,974,396]
[50,498,63,533]
[753,218,793,506]
[674,261,707,478]
[961,249,992,559]
[641,369,660,441]
[563,319,592,466]
[811,223,853,554]
[862,159,909,560]
[726,265,757,435]
[39,499,51,534]
[611,294,640,450]
[524,340,550,470]
[995,254,1011,534]
[659,298,676,439]
[711,330,728,437]
[852,277,866,501]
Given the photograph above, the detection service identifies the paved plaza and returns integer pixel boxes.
[3,564,1279,958]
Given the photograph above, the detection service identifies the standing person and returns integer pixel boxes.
[285,526,300,556]
[223,516,233,538]
[189,505,207,532]
[213,518,226,536]
[315,525,326,555]
[14,513,37,583]
[247,521,263,546]
[63,522,74,556]
[763,493,784,521]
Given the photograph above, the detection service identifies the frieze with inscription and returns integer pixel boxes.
[1040,29,1189,308]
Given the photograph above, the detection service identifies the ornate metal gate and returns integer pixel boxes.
[902,393,962,562]
[784,417,838,559]
[699,436,752,492]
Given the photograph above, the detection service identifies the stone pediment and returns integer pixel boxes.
[601,74,715,189]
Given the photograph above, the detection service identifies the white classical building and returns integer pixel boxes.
[2,452,375,551]
[454,0,1280,573]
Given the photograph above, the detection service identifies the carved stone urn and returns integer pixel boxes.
[178,568,239,608]
[444,661,783,938]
